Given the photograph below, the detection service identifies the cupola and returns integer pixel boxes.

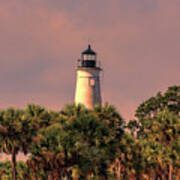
[80,45,97,68]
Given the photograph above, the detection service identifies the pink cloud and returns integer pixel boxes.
[0,0,179,121]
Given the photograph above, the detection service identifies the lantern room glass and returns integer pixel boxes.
[83,54,96,61]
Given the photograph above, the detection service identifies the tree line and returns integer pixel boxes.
[0,86,180,180]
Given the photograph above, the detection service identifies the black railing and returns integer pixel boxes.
[77,60,101,68]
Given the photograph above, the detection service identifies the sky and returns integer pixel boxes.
[0,0,180,121]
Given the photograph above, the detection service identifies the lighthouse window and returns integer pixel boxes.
[83,55,96,61]
[90,55,96,60]
[89,79,95,86]
[83,55,88,60]
[87,55,91,60]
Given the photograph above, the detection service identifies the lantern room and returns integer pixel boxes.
[80,45,97,68]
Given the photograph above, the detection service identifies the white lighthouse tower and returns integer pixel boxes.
[75,45,102,109]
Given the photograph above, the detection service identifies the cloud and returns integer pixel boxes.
[0,0,180,120]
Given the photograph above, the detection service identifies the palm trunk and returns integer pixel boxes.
[48,172,53,180]
[168,164,172,180]
[175,175,179,180]
[161,173,166,180]
[116,159,121,180]
[11,148,17,180]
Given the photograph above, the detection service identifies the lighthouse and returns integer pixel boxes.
[75,45,102,109]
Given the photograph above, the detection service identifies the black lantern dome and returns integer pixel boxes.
[82,45,96,55]
[80,45,97,68]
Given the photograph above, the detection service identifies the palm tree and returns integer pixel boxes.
[94,102,124,128]
[62,113,117,179]
[0,108,38,180]
[93,103,125,179]
[59,104,89,121]
[25,104,52,129]
[27,104,119,179]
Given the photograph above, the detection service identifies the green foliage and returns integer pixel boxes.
[0,86,180,179]
[136,86,180,119]
[0,105,51,180]
[0,160,29,180]
[127,85,180,179]
[27,104,123,179]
